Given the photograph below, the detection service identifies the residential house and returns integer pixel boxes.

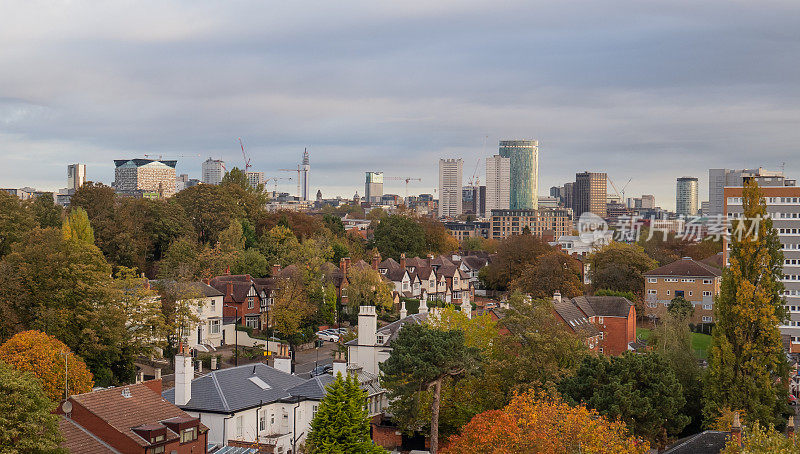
[164,353,385,453]
[58,379,208,454]
[568,295,637,355]
[379,253,475,306]
[150,280,225,352]
[643,257,722,325]
[209,275,264,330]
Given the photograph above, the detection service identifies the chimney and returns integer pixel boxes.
[427,254,434,267]
[273,344,292,375]
[227,282,233,300]
[553,291,562,303]
[202,277,210,285]
[731,412,742,446]
[210,356,217,370]
[332,351,347,377]
[225,265,231,275]
[460,300,472,319]
[400,253,407,270]
[419,292,429,314]
[358,306,377,346]
[371,253,381,271]
[400,300,408,319]
[174,354,193,406]
[154,368,162,380]
[790,416,795,438]
[272,264,281,276]
[340,257,347,275]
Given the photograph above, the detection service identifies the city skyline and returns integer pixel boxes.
[2,1,800,209]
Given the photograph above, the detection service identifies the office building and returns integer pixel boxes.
[439,158,463,218]
[113,159,177,198]
[301,148,310,201]
[676,177,699,217]
[246,171,265,188]
[641,194,655,209]
[67,164,86,192]
[462,185,486,216]
[490,208,573,240]
[499,140,539,210]
[485,155,511,213]
[563,182,575,212]
[573,172,607,218]
[709,168,791,216]
[723,185,800,350]
[201,158,225,185]
[365,172,384,204]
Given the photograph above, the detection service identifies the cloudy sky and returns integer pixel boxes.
[2,0,799,209]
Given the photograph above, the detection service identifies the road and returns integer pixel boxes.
[293,340,338,377]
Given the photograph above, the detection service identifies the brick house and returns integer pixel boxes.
[568,295,637,355]
[643,257,722,325]
[552,296,602,352]
[57,380,208,454]
[209,274,264,330]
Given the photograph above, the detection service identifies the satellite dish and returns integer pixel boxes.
[62,400,72,414]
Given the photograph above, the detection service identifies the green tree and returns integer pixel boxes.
[0,361,64,453]
[175,184,244,244]
[380,323,479,454]
[62,206,95,245]
[721,421,800,453]
[371,215,426,260]
[704,180,789,427]
[479,234,552,290]
[220,166,251,189]
[0,190,35,257]
[343,266,394,312]
[29,193,63,228]
[233,248,270,277]
[560,353,689,447]
[667,295,694,319]
[306,373,386,453]
[589,242,657,296]
[322,214,346,237]
[511,250,584,298]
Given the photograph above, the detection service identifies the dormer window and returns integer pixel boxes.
[377,335,385,344]
[379,269,387,275]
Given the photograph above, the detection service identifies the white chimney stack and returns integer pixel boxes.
[358,306,377,346]
[175,354,193,406]
[419,293,428,314]
[400,300,408,319]
[333,352,347,378]
[460,300,472,319]
[273,343,292,375]
[553,291,562,303]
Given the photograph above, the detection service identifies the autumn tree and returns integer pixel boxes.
[158,238,237,281]
[344,266,394,313]
[588,242,657,296]
[0,361,64,452]
[152,281,203,358]
[174,184,244,244]
[0,190,34,257]
[511,250,584,298]
[704,180,790,427]
[271,267,317,343]
[306,373,386,453]
[418,216,460,255]
[443,390,646,454]
[381,323,479,454]
[479,234,552,290]
[0,330,94,401]
[559,352,689,447]
[29,192,63,228]
[371,214,426,260]
[62,206,95,245]
[720,421,799,453]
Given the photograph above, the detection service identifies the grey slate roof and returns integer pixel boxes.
[571,296,633,318]
[163,363,305,413]
[150,280,224,298]
[553,300,600,338]
[663,430,728,454]
[344,312,429,347]
[285,375,333,400]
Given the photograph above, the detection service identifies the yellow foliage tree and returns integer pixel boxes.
[0,330,94,401]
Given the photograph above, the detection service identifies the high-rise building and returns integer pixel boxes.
[490,208,573,240]
[202,158,225,185]
[438,158,463,218]
[301,149,310,201]
[499,140,539,210]
[641,194,655,209]
[485,155,511,213]
[246,171,265,188]
[113,159,177,198]
[563,182,574,212]
[365,172,384,204]
[573,172,607,218]
[676,177,699,217]
[462,185,485,216]
[708,168,790,216]
[67,164,86,192]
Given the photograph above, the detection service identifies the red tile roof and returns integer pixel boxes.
[59,417,121,454]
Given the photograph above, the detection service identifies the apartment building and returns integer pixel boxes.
[485,155,511,213]
[490,208,573,240]
[438,158,463,218]
[573,172,607,218]
[114,159,177,198]
[724,184,800,349]
[643,257,722,325]
[201,158,225,185]
[499,140,539,210]
[709,167,790,216]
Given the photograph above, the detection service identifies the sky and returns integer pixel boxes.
[2,1,800,210]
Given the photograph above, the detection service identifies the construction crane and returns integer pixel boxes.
[385,176,423,200]
[467,158,481,186]
[608,177,633,204]
[265,176,292,192]
[238,138,252,172]
[278,167,302,198]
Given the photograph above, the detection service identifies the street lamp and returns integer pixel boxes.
[224,304,239,366]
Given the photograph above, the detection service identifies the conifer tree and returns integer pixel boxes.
[306,373,385,454]
[704,180,789,426]
[62,206,95,245]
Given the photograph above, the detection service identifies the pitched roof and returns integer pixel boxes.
[163,363,305,413]
[644,257,723,278]
[553,300,600,338]
[344,312,429,347]
[461,255,488,270]
[701,252,724,271]
[663,430,728,454]
[208,277,256,303]
[572,296,633,318]
[150,280,223,298]
[69,382,201,448]
[59,417,122,454]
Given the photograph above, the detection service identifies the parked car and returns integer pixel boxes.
[790,394,797,406]
[315,331,339,342]
[311,364,333,377]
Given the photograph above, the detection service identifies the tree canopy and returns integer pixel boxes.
[588,242,657,296]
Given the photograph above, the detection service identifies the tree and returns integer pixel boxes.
[29,193,63,228]
[380,323,479,454]
[667,295,694,319]
[153,281,203,358]
[0,361,65,452]
[418,217,460,255]
[174,184,244,244]
[322,214,346,237]
[511,250,584,298]
[0,190,34,257]
[720,421,799,453]
[220,167,251,190]
[371,215,426,260]
[559,353,689,447]
[704,180,790,427]
[112,268,165,358]
[306,373,386,453]
[0,330,94,401]
[343,266,394,312]
[443,390,646,454]
[158,238,237,281]
[271,268,317,341]
[479,235,552,290]
[588,242,657,296]
[259,225,303,268]
[62,206,95,245]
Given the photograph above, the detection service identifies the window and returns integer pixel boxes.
[340,288,347,298]
[313,405,319,417]
[667,290,671,295]
[648,302,657,308]
[703,291,712,297]
[260,415,266,431]
[153,446,165,454]
[180,427,197,443]
[210,319,221,334]
[246,317,259,329]
[211,298,216,311]
[703,279,712,284]
[270,414,275,424]
[648,278,657,283]
[689,291,693,296]
[151,434,165,443]
[376,335,384,344]
[247,297,254,309]
[598,316,604,324]
[599,347,604,354]
[703,304,712,310]
[648,290,657,295]
[236,416,243,437]
[702,316,713,322]
[600,332,604,340]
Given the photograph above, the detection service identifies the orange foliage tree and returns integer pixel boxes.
[443,391,647,454]
[0,330,94,401]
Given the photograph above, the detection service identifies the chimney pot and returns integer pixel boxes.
[731,411,742,446]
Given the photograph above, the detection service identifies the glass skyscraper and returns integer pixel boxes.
[499,140,539,210]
